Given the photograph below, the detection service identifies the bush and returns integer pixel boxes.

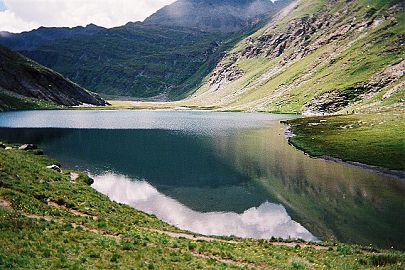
[337,244,352,255]
[369,254,401,266]
[110,253,120,263]
[291,259,307,269]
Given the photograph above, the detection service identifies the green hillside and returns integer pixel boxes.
[0,45,107,111]
[21,25,232,99]
[1,144,404,269]
[186,0,404,115]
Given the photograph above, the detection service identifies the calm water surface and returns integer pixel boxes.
[0,110,404,249]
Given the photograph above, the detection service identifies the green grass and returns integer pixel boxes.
[0,92,60,112]
[286,111,405,171]
[1,143,404,269]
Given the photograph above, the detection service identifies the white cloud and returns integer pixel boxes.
[92,172,317,241]
[0,0,176,33]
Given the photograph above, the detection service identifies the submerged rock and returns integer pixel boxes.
[46,164,61,173]
[84,176,94,186]
[19,144,38,151]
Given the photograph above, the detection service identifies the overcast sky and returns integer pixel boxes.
[0,0,176,33]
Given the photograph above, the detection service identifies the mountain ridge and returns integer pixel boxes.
[144,0,286,33]
[0,45,107,111]
[0,24,105,51]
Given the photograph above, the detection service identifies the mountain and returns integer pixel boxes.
[0,0,290,100]
[0,45,107,111]
[0,24,105,51]
[19,24,231,99]
[144,0,287,33]
[186,0,404,115]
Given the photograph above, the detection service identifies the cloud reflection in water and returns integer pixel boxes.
[92,173,317,241]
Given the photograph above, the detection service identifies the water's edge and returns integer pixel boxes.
[283,124,405,180]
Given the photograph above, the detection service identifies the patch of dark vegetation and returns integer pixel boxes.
[369,253,402,266]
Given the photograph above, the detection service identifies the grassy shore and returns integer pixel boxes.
[0,93,60,112]
[285,111,405,172]
[0,144,404,269]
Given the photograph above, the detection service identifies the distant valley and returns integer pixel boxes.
[0,0,402,113]
[0,0,290,100]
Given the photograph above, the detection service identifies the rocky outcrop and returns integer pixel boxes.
[239,4,402,63]
[304,60,405,115]
[196,0,404,114]
[0,45,107,107]
[209,55,244,90]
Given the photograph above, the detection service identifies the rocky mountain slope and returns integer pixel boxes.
[186,0,404,115]
[0,45,107,110]
[144,0,287,33]
[0,0,290,100]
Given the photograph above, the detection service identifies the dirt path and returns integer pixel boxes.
[147,228,238,244]
[1,195,330,251]
[0,197,12,210]
[47,200,98,220]
[1,195,331,252]
[149,228,329,251]
[191,251,278,270]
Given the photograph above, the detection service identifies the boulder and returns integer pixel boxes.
[46,165,61,173]
[0,143,6,149]
[5,147,13,150]
[70,172,80,182]
[19,144,38,150]
[84,176,94,186]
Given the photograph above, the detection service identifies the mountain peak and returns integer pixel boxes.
[144,0,287,32]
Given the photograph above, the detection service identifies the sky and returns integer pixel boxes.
[0,0,176,33]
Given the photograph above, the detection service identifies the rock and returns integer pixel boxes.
[209,54,244,87]
[70,172,80,182]
[5,147,13,150]
[0,143,6,149]
[19,144,38,150]
[304,91,350,115]
[46,165,61,173]
[83,176,94,186]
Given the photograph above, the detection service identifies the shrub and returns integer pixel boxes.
[369,254,401,266]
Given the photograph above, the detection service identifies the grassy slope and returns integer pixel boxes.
[1,146,404,269]
[0,45,107,109]
[0,92,59,112]
[186,0,404,114]
[286,112,405,171]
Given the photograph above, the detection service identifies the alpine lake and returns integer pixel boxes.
[0,110,403,250]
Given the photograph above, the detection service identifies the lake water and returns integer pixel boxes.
[0,110,404,249]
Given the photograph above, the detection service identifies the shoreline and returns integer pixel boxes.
[1,135,405,268]
[283,124,405,180]
[1,141,400,249]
